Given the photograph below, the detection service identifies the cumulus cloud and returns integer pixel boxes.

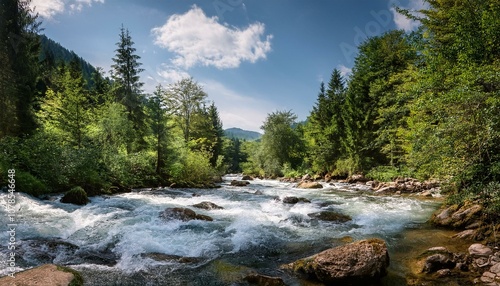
[151,5,273,69]
[391,0,428,31]
[30,0,104,19]
[157,65,191,84]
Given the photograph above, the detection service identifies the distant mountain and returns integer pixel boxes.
[224,128,262,141]
[39,34,98,87]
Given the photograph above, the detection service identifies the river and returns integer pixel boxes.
[0,176,447,285]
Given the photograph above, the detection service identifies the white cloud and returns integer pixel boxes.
[157,65,191,84]
[338,64,352,79]
[201,79,275,132]
[391,0,428,31]
[30,0,65,19]
[151,5,273,69]
[30,0,104,19]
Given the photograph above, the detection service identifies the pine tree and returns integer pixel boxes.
[0,0,42,138]
[38,65,90,149]
[147,84,170,175]
[207,102,224,167]
[111,25,146,152]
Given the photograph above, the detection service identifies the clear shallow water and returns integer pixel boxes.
[0,176,442,285]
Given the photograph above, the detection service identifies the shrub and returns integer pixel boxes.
[15,171,49,197]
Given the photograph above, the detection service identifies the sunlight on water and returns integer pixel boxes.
[0,177,442,284]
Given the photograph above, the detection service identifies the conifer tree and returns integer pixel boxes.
[0,0,42,138]
[111,25,146,152]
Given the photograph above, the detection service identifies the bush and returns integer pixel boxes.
[61,186,89,205]
[15,171,49,197]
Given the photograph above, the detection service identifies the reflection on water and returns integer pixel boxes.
[0,176,448,285]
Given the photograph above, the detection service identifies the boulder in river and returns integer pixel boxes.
[283,196,311,204]
[60,186,89,205]
[159,207,213,221]
[241,175,254,180]
[231,180,250,187]
[0,264,84,286]
[296,181,323,189]
[282,238,389,284]
[192,201,224,210]
[308,211,352,223]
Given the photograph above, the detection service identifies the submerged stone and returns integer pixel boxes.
[308,211,352,223]
[0,264,83,286]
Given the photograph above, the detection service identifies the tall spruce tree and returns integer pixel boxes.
[306,69,345,173]
[147,84,170,176]
[0,0,42,138]
[111,25,146,152]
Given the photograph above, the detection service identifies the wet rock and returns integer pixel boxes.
[347,174,369,184]
[436,268,452,277]
[374,186,398,194]
[302,174,312,181]
[241,175,254,181]
[308,211,352,223]
[469,244,493,258]
[296,181,323,189]
[60,186,89,205]
[0,264,83,286]
[254,190,264,195]
[159,207,213,222]
[243,273,286,286]
[423,254,456,273]
[231,180,250,187]
[432,204,482,228]
[141,253,201,263]
[192,201,224,210]
[283,196,311,204]
[453,229,476,240]
[282,238,389,284]
[490,263,500,274]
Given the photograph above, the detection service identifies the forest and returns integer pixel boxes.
[1,0,499,215]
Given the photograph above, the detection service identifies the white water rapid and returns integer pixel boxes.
[1,176,442,285]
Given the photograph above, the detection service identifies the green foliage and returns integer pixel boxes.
[166,77,208,142]
[169,149,216,186]
[260,110,305,176]
[366,166,414,182]
[15,171,49,197]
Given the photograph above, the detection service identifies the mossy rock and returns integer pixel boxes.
[61,186,89,205]
[57,265,84,286]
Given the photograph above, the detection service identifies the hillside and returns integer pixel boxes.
[224,128,262,141]
[39,34,98,87]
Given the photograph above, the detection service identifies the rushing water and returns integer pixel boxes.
[0,176,444,285]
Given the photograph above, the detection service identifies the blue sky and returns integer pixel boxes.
[31,0,425,132]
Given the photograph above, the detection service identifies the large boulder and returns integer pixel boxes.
[308,211,352,223]
[283,196,311,204]
[296,181,323,189]
[0,264,83,286]
[192,201,224,210]
[241,175,254,181]
[282,238,389,284]
[230,180,250,187]
[60,186,89,205]
[159,208,213,221]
